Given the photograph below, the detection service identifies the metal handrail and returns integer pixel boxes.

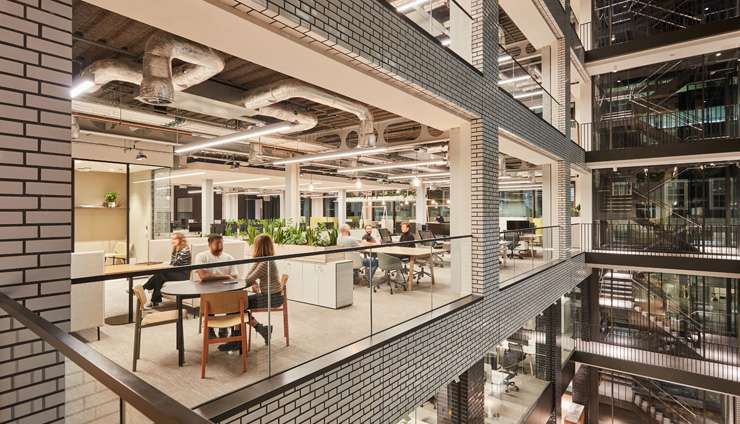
[72,234,473,284]
[0,291,212,424]
[632,374,697,423]
[498,43,561,107]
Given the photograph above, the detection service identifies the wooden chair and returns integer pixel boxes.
[131,285,179,372]
[200,291,249,379]
[249,274,289,348]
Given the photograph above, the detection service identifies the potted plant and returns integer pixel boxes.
[104,191,118,208]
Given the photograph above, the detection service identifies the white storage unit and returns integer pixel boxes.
[70,251,105,334]
[283,259,353,309]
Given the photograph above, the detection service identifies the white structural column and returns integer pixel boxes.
[254,198,263,219]
[201,179,214,233]
[337,190,347,225]
[449,124,472,295]
[222,189,239,221]
[284,164,301,222]
[415,184,427,225]
[311,196,323,218]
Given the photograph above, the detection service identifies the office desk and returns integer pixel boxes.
[162,280,247,366]
[104,262,171,326]
[374,246,432,290]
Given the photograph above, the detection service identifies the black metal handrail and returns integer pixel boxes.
[0,291,212,424]
[73,234,473,284]
[577,222,740,258]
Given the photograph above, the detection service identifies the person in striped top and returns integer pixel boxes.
[143,233,191,307]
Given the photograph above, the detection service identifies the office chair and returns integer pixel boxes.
[500,343,525,393]
[375,253,407,294]
[378,228,392,244]
[503,232,522,259]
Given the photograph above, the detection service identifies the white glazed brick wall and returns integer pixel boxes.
[0,0,72,422]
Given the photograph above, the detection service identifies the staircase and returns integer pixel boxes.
[599,271,703,359]
[598,371,697,424]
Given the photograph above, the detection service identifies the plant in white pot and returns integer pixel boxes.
[104,191,118,208]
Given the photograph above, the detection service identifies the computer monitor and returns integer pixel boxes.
[426,223,450,236]
[210,223,226,235]
[188,223,202,233]
[506,220,532,231]
[378,228,392,243]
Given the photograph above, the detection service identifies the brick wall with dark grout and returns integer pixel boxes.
[0,0,73,422]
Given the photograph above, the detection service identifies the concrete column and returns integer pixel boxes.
[311,197,323,218]
[284,164,300,223]
[255,198,263,219]
[201,179,214,233]
[279,190,286,219]
[222,190,238,221]
[415,184,427,226]
[361,196,372,223]
[450,124,472,295]
[337,190,347,225]
[437,359,485,424]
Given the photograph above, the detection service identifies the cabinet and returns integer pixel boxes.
[284,259,352,309]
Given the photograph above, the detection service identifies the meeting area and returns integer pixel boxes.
[62,2,575,414]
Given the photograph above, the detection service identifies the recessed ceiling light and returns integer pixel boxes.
[715,52,722,57]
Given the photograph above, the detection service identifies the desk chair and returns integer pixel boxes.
[348,252,369,286]
[375,253,407,294]
[248,274,289,348]
[500,343,525,393]
[420,228,444,267]
[131,285,179,372]
[378,228,392,244]
[104,241,127,265]
[503,232,523,259]
[200,291,249,378]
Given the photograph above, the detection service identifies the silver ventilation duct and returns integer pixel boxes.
[249,104,317,133]
[78,58,142,93]
[137,31,225,105]
[240,79,375,147]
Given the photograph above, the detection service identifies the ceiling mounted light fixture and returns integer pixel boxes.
[337,160,447,174]
[388,172,450,180]
[272,146,388,166]
[499,75,532,85]
[215,177,271,185]
[135,150,147,161]
[70,79,95,98]
[355,179,363,189]
[175,122,294,154]
[396,0,426,12]
[133,171,205,184]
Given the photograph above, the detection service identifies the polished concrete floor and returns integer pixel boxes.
[485,374,549,423]
[78,265,465,411]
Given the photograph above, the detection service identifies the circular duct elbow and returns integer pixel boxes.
[137,32,225,106]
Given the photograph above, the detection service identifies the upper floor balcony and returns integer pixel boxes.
[585,0,739,51]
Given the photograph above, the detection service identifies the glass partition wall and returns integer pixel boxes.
[74,159,172,263]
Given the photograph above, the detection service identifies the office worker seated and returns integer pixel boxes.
[362,225,379,245]
[398,222,416,247]
[337,224,378,271]
[219,234,279,351]
[142,233,191,308]
[194,234,238,282]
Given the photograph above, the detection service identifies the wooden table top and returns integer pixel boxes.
[373,246,432,257]
[103,262,171,275]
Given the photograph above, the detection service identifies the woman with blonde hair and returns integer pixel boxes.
[219,234,282,351]
[143,232,191,307]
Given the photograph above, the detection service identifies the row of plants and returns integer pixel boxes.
[224,218,339,247]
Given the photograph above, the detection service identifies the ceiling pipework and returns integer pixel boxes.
[240,79,376,148]
[137,31,225,105]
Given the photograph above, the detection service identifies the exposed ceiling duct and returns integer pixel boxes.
[240,79,376,147]
[137,31,225,105]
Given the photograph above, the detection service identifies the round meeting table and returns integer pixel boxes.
[162,279,247,367]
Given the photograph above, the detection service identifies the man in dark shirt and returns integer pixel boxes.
[361,225,378,244]
[398,222,415,247]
